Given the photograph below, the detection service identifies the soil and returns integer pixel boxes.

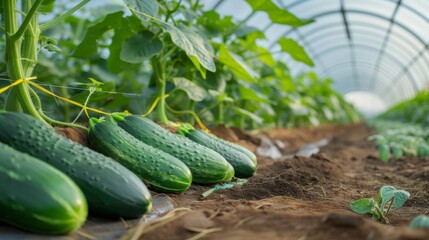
[129,123,429,240]
[24,123,429,239]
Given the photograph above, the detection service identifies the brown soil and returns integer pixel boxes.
[132,123,429,240]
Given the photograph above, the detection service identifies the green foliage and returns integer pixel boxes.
[278,38,314,66]
[368,120,429,161]
[245,0,313,27]
[350,186,410,223]
[377,90,429,126]
[0,0,360,129]
[120,31,163,63]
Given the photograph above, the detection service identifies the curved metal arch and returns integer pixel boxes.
[270,10,428,50]
[309,33,429,83]
[308,31,421,75]
[331,72,410,101]
[289,43,419,94]
[266,9,429,97]
[318,52,403,77]
[284,20,429,68]
[320,62,397,86]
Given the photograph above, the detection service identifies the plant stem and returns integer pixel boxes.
[385,199,394,217]
[3,0,48,125]
[217,101,224,125]
[151,57,169,124]
[10,0,43,41]
[189,101,196,124]
[40,0,90,31]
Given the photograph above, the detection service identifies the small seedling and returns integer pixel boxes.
[409,215,429,229]
[350,186,410,224]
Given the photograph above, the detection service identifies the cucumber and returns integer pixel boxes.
[180,125,257,165]
[0,112,152,218]
[0,142,87,234]
[178,126,256,178]
[88,118,192,193]
[111,113,231,184]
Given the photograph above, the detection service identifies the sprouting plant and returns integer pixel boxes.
[409,215,429,229]
[350,186,410,224]
[70,78,103,123]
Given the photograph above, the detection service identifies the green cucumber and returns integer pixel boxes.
[178,126,256,178]
[111,113,231,184]
[0,142,87,234]
[88,118,192,193]
[0,112,152,218]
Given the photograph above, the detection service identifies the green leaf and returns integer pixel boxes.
[73,12,124,58]
[73,12,144,73]
[120,31,163,63]
[350,198,375,214]
[409,215,429,229]
[278,37,314,66]
[380,186,410,208]
[40,0,55,13]
[219,44,259,82]
[256,47,275,66]
[197,10,235,37]
[124,0,159,20]
[172,77,208,102]
[162,24,216,75]
[233,107,263,124]
[245,0,313,27]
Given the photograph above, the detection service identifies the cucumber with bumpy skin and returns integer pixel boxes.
[88,117,192,193]
[111,113,231,184]
[0,142,87,234]
[178,125,256,178]
[0,112,152,218]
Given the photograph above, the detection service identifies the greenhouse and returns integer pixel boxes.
[0,0,429,239]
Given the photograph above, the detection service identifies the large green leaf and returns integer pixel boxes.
[245,0,313,27]
[350,198,375,214]
[278,37,314,67]
[120,31,163,63]
[162,24,216,77]
[73,12,124,58]
[219,44,259,82]
[73,12,143,73]
[172,77,208,102]
[124,0,159,20]
[380,186,410,208]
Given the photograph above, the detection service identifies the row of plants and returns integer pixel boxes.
[368,90,429,162]
[377,90,429,127]
[0,0,360,130]
[356,90,429,229]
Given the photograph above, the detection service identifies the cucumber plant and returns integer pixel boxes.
[1,0,90,127]
[350,186,410,224]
